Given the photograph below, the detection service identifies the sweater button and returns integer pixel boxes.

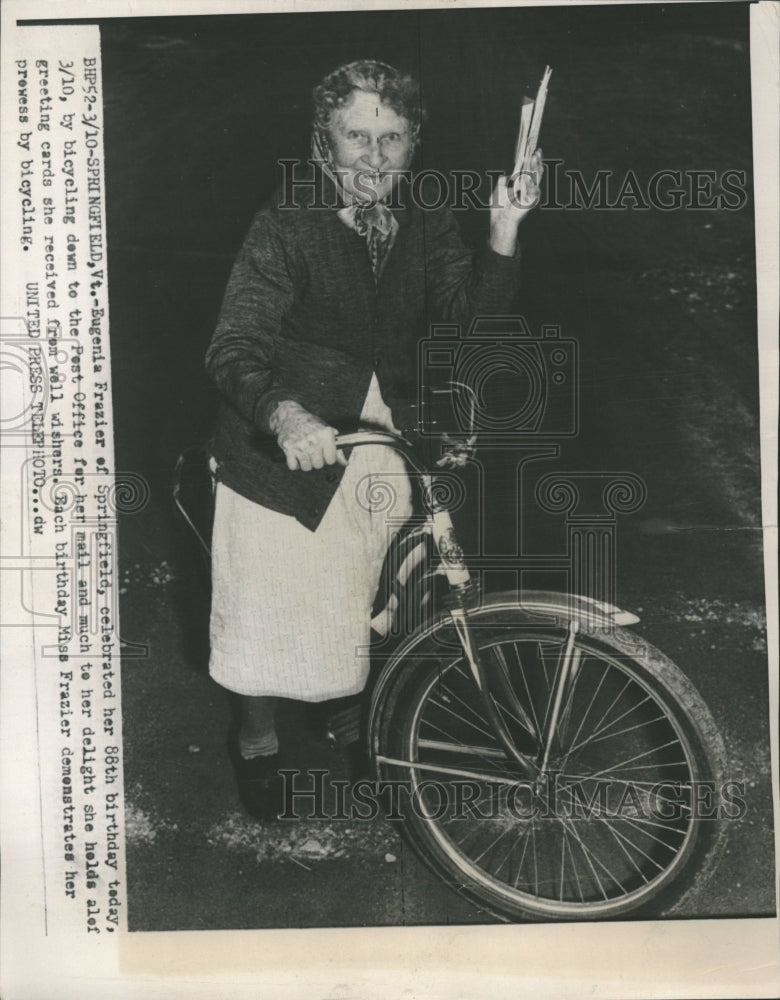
[326,471,338,483]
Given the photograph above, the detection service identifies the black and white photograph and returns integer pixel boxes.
[0,0,777,996]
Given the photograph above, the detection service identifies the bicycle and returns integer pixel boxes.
[174,426,727,922]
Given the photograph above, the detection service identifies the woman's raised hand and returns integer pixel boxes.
[488,148,544,256]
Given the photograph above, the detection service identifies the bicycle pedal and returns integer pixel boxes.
[324,704,362,745]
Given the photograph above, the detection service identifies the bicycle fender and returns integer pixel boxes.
[501,590,640,629]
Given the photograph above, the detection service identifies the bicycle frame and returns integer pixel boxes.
[337,429,641,786]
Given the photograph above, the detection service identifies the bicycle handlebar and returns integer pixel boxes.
[272,427,470,476]
[334,428,427,475]
[334,430,412,449]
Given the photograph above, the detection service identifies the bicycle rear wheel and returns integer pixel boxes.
[375,598,727,921]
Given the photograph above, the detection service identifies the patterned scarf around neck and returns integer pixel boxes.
[311,131,399,281]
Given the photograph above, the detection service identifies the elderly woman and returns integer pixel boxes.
[205,60,542,819]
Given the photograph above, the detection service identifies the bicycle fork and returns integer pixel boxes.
[429,499,541,782]
[431,497,582,786]
[452,605,582,787]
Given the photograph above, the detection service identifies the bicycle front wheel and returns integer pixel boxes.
[375,599,727,921]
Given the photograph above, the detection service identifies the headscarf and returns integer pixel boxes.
[311,129,399,282]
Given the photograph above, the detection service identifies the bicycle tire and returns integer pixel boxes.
[373,594,728,921]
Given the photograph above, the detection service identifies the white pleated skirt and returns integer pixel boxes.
[208,375,413,701]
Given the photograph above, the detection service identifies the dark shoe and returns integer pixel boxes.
[229,744,284,822]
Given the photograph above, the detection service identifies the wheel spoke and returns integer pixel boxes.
[568,739,685,784]
[559,833,566,901]
[615,814,688,854]
[556,775,690,830]
[491,645,538,736]
[493,820,532,879]
[555,814,612,899]
[438,810,486,852]
[537,641,552,692]
[562,662,611,757]
[531,821,540,897]
[561,772,692,791]
[425,692,497,743]
[565,697,657,757]
[552,781,690,848]
[509,641,544,737]
[597,822,666,873]
[511,824,533,889]
[599,821,651,882]
[595,759,691,774]
[562,826,586,902]
[471,820,517,866]
[586,677,634,745]
[429,667,496,730]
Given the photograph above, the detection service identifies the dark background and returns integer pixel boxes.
[83,2,775,929]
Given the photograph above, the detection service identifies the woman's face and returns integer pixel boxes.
[326,88,414,203]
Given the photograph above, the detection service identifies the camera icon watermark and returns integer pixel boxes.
[417,315,578,440]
